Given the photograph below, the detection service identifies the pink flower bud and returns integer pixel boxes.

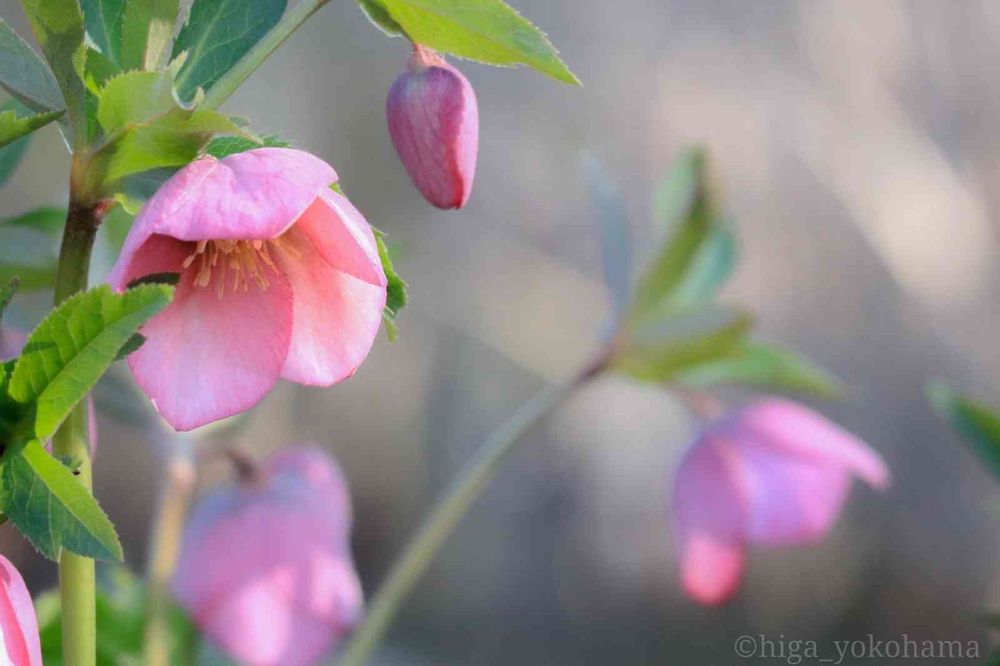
[672,399,890,605]
[386,45,479,209]
[172,446,362,666]
[0,555,42,666]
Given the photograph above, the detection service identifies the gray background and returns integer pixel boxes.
[0,0,998,664]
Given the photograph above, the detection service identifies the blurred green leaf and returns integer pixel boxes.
[0,99,35,187]
[0,226,58,289]
[929,383,1000,480]
[358,0,405,36]
[613,306,752,383]
[1,205,65,235]
[0,277,17,324]
[121,0,178,70]
[81,0,125,67]
[19,0,88,142]
[173,0,287,100]
[38,566,199,665]
[0,20,64,112]
[630,148,734,323]
[204,133,290,159]
[0,104,62,148]
[370,0,579,84]
[10,284,174,441]
[113,167,174,214]
[1,439,122,561]
[375,229,408,342]
[676,342,844,399]
[584,155,632,323]
[100,203,133,253]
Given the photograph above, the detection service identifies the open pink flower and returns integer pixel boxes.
[387,45,479,209]
[172,446,362,666]
[0,555,41,666]
[108,148,387,431]
[672,399,890,605]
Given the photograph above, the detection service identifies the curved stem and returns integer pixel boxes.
[336,353,609,666]
[51,195,101,666]
[203,0,334,109]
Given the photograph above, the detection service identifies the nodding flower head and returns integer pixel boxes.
[108,148,388,431]
[386,45,479,209]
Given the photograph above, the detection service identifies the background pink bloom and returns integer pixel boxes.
[108,148,388,431]
[0,328,26,363]
[0,555,41,666]
[172,445,362,666]
[672,398,890,605]
[387,46,479,209]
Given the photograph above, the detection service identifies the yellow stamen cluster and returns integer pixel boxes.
[182,238,299,298]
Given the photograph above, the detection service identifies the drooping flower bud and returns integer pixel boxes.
[0,555,42,666]
[672,399,890,605]
[172,446,362,666]
[386,45,479,209]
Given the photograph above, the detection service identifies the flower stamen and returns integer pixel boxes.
[183,239,289,298]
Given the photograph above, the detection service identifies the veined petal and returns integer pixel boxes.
[127,264,293,431]
[278,225,386,386]
[736,399,890,490]
[672,436,748,605]
[295,190,386,287]
[110,148,336,291]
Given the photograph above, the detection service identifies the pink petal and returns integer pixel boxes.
[672,436,748,605]
[277,225,386,386]
[386,52,479,209]
[0,556,41,666]
[0,328,26,362]
[734,435,853,545]
[736,399,891,489]
[110,148,336,291]
[295,190,386,287]
[126,245,293,431]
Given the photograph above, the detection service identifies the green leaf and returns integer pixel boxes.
[630,148,733,323]
[0,104,62,148]
[1,206,65,235]
[584,155,632,322]
[121,0,179,70]
[19,0,88,142]
[0,226,58,290]
[929,383,1000,479]
[204,133,290,159]
[0,20,64,112]
[81,46,118,94]
[9,284,174,441]
[612,306,752,383]
[81,0,126,67]
[172,0,287,100]
[372,0,579,84]
[1,439,122,560]
[96,70,178,132]
[358,0,405,36]
[0,99,36,187]
[375,229,407,342]
[0,277,17,324]
[676,342,844,399]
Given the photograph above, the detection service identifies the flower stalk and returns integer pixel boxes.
[336,351,611,666]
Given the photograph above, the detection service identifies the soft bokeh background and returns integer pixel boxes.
[1,0,999,663]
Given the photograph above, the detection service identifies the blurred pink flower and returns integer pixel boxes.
[387,45,479,209]
[108,148,387,431]
[0,555,41,666]
[672,399,890,605]
[172,445,362,666]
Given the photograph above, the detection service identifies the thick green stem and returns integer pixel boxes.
[336,354,609,666]
[52,195,101,666]
[144,450,196,666]
[203,0,333,109]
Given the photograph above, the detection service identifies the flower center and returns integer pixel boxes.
[182,238,299,298]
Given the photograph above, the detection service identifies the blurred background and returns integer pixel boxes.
[1,0,999,663]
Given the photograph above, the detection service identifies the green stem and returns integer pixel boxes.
[203,0,333,109]
[144,449,196,666]
[51,193,101,666]
[336,353,609,666]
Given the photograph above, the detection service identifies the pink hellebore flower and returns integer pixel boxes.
[108,148,388,431]
[386,45,479,209]
[672,399,890,605]
[172,446,363,666]
[0,555,42,666]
